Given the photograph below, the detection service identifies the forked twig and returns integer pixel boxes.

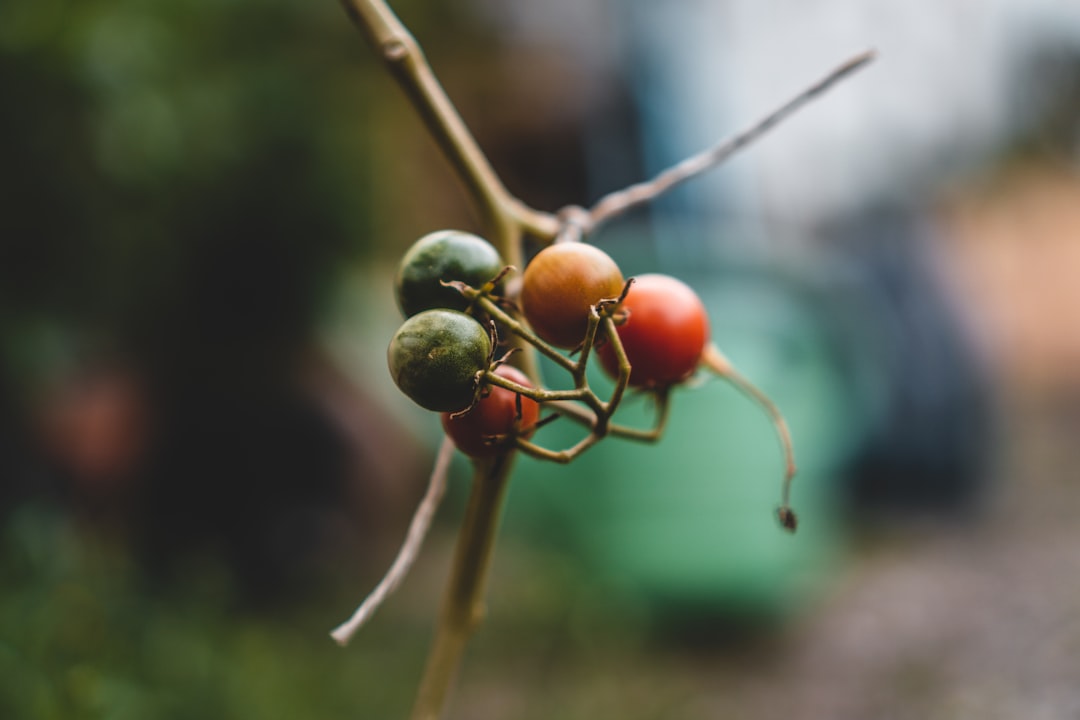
[331,436,456,646]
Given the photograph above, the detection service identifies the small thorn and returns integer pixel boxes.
[486,265,515,291]
[491,347,520,370]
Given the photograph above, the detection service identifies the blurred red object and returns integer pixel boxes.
[38,363,147,504]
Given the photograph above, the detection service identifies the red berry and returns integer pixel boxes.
[441,365,540,457]
[599,274,709,388]
[521,243,625,349]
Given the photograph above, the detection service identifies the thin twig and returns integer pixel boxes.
[330,436,456,646]
[584,49,877,231]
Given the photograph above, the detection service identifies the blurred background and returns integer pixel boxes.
[2,0,1080,718]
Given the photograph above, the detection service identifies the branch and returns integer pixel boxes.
[337,0,559,242]
[583,49,877,232]
[330,436,455,646]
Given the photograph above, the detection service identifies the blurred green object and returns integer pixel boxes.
[507,265,860,622]
[0,0,376,370]
[0,506,429,720]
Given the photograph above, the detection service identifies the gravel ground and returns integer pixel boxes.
[444,394,1080,720]
[687,399,1080,720]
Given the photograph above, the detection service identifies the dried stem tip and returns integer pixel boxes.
[701,343,798,533]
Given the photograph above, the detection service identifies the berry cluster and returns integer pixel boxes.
[385,229,794,531]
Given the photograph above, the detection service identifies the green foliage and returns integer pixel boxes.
[0,0,380,368]
[0,507,429,720]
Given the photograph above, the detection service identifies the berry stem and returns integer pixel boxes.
[475,300,636,460]
[598,316,632,417]
[471,295,577,374]
[700,343,798,532]
[549,391,671,443]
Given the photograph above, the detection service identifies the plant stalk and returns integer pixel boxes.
[409,455,514,720]
[336,8,546,716]
[337,0,558,242]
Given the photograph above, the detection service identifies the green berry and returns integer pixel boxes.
[387,309,492,412]
[395,230,504,317]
